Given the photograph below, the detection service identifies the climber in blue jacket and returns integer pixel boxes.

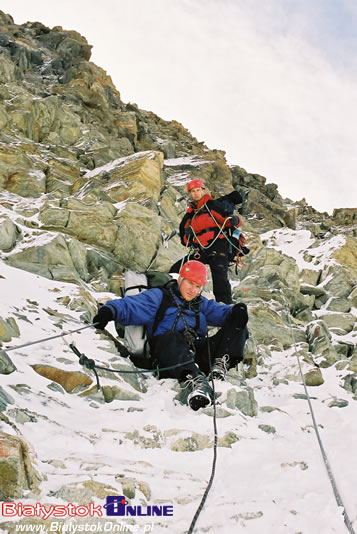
[93,260,249,411]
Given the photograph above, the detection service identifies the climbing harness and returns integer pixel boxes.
[167,286,200,348]
[188,207,232,250]
[68,287,202,387]
[184,203,248,271]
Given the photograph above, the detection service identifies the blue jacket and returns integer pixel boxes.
[105,284,232,342]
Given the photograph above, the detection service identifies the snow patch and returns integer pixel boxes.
[84,151,158,179]
[164,156,210,167]
[261,228,346,271]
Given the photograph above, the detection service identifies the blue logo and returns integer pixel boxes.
[104,496,128,516]
[104,496,173,517]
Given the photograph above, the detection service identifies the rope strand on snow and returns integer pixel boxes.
[2,274,354,532]
[280,291,356,534]
[187,335,218,534]
[68,342,195,381]
[0,320,195,379]
[0,323,97,355]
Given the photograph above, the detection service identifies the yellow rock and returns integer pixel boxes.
[333,236,357,277]
[31,365,92,393]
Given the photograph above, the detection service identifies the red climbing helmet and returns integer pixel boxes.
[187,179,205,192]
[179,260,208,286]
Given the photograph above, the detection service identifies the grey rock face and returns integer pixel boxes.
[0,13,356,523]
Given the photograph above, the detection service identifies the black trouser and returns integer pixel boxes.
[170,246,232,304]
[195,314,249,375]
[150,314,249,380]
[150,332,199,380]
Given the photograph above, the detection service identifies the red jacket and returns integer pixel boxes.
[179,193,242,248]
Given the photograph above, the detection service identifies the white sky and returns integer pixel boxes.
[2,0,357,214]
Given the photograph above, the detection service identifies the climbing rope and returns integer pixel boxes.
[2,280,354,532]
[1,312,219,533]
[68,341,195,383]
[0,319,195,379]
[229,266,356,533]
[187,335,218,534]
[201,204,244,254]
[184,203,247,270]
[188,208,232,251]
[68,330,220,534]
[0,323,96,354]
[229,276,356,534]
[280,291,356,534]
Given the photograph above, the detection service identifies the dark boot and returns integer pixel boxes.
[208,354,230,381]
[183,373,214,411]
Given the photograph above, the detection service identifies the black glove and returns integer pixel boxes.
[226,190,243,205]
[229,215,239,226]
[93,306,113,330]
[231,303,248,328]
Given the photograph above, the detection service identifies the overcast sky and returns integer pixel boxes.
[2,0,357,214]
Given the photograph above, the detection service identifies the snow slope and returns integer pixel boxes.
[0,232,357,533]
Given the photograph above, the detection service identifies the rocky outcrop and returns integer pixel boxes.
[31,364,93,393]
[231,165,297,231]
[0,9,355,385]
[0,315,20,343]
[0,432,42,499]
[332,208,357,226]
[0,11,356,527]
[0,216,19,251]
[0,349,16,375]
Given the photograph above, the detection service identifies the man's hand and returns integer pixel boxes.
[93,306,113,330]
[231,303,248,328]
[229,215,239,226]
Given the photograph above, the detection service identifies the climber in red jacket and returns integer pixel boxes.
[170,179,246,304]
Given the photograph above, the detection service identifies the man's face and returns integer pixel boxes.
[189,187,205,202]
[179,278,202,301]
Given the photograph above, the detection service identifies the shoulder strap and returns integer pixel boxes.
[185,299,201,332]
[152,286,175,336]
[152,286,201,337]
[124,284,148,294]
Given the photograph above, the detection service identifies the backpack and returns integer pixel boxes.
[212,196,250,264]
[114,270,178,369]
[226,228,250,263]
